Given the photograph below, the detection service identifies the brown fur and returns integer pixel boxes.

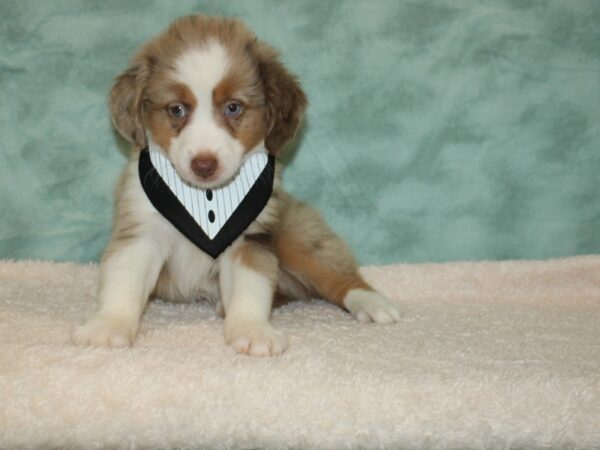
[274,194,372,306]
[108,65,149,149]
[236,240,278,285]
[212,73,266,151]
[248,42,307,154]
[144,82,198,151]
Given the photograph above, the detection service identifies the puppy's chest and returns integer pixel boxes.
[160,235,220,303]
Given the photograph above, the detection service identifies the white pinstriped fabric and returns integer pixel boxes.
[148,142,269,239]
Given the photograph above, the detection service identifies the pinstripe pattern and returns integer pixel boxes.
[148,142,269,239]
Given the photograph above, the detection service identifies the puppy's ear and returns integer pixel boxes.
[108,62,148,149]
[252,42,307,155]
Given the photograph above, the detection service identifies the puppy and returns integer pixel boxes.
[72,15,401,356]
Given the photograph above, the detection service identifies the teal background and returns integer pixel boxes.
[1,0,599,265]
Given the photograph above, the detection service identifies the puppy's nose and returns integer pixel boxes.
[191,155,218,179]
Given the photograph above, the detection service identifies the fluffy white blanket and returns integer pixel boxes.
[1,257,599,449]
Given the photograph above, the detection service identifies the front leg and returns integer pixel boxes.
[219,238,287,357]
[72,236,168,347]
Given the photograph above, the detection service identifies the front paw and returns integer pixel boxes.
[71,314,138,348]
[344,289,402,324]
[225,321,288,357]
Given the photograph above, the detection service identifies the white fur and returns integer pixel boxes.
[71,237,166,347]
[122,158,217,302]
[343,288,402,324]
[175,40,230,96]
[72,159,217,347]
[167,41,245,188]
[219,241,288,356]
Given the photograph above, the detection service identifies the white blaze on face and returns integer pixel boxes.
[169,40,245,187]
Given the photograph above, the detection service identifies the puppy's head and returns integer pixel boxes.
[109,15,306,188]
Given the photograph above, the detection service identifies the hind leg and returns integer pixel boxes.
[275,195,401,323]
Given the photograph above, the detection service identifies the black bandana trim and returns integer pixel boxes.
[138,148,275,258]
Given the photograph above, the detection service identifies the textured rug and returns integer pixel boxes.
[1,257,599,449]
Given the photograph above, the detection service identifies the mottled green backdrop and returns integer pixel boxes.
[1,0,599,264]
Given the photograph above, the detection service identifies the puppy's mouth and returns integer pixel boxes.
[189,176,231,190]
[179,166,241,190]
[188,173,221,189]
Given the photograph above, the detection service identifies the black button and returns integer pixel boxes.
[208,210,215,223]
[206,189,213,201]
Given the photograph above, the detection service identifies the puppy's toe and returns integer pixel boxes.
[226,321,288,357]
[72,315,138,348]
[343,289,402,324]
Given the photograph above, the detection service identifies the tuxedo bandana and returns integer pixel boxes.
[138,144,275,258]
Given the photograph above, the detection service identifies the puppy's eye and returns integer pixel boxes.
[224,101,243,118]
[167,103,187,119]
